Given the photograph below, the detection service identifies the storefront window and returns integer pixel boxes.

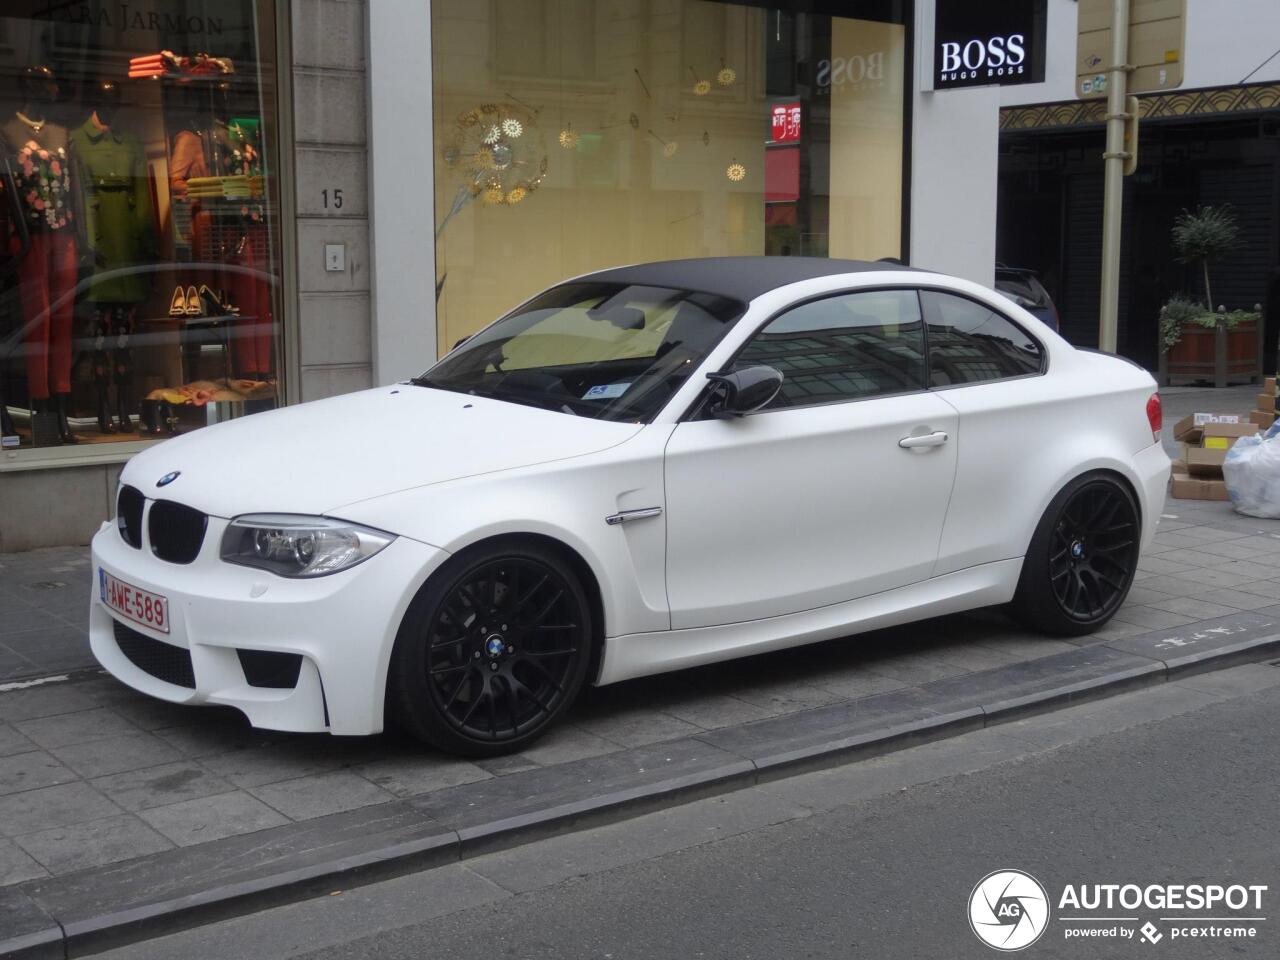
[431,0,907,351]
[0,1,282,451]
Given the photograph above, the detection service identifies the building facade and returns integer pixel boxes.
[0,0,1062,550]
[996,0,1280,370]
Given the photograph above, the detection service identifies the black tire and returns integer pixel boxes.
[1010,472,1141,636]
[390,539,593,757]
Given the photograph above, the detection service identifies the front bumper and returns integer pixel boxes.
[89,516,447,735]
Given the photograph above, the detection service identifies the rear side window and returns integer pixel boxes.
[921,291,1043,387]
[734,289,927,409]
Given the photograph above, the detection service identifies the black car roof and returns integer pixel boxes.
[574,256,917,303]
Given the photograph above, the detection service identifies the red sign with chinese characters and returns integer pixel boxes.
[770,102,801,143]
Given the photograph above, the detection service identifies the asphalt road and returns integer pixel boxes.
[94,663,1280,960]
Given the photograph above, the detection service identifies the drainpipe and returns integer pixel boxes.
[1098,0,1131,354]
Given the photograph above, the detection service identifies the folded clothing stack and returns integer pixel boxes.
[183,175,263,200]
[185,176,225,199]
[221,175,251,198]
[126,50,235,79]
[128,53,167,78]
[184,53,235,76]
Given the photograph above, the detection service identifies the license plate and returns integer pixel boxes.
[100,569,170,634]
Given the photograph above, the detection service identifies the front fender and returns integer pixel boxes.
[334,426,674,638]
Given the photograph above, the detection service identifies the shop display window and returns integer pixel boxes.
[431,0,907,352]
[0,1,282,451]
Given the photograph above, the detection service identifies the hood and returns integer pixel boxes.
[120,386,643,520]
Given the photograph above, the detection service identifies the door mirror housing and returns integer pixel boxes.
[705,365,784,418]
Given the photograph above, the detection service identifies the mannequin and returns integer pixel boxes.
[71,79,156,434]
[223,118,274,381]
[0,150,19,438]
[1,66,79,444]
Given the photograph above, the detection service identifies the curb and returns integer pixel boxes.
[2,615,1278,959]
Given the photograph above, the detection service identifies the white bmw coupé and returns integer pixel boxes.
[90,258,1170,755]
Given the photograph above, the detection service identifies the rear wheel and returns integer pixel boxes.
[391,540,592,756]
[1011,473,1140,636]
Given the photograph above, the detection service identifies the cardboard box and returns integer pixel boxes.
[1265,376,1276,396]
[1199,423,1259,451]
[1171,458,1187,474]
[1258,394,1276,415]
[1251,410,1276,429]
[1170,473,1230,501]
[1185,446,1228,477]
[1172,412,1242,443]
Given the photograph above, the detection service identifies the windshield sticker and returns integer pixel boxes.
[582,383,630,400]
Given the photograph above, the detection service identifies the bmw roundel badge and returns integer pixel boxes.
[156,471,181,488]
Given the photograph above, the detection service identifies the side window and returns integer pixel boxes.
[734,290,927,409]
[921,291,1043,387]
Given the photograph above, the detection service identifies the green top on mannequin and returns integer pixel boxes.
[70,115,156,304]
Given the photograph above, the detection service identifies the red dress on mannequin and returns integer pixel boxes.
[2,118,77,401]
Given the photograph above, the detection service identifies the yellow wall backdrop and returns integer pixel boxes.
[431,0,905,353]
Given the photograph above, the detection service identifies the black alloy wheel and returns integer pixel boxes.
[1048,480,1139,622]
[1011,473,1140,636]
[391,541,592,756]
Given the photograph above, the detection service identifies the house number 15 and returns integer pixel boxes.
[321,188,344,209]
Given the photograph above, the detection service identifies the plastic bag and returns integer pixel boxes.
[1223,422,1280,519]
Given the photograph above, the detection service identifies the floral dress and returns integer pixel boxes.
[14,139,73,232]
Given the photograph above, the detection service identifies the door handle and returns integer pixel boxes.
[898,431,949,449]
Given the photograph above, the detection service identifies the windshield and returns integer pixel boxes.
[415,283,745,421]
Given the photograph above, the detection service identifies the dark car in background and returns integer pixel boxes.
[995,265,1060,334]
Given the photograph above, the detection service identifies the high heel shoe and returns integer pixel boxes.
[169,285,187,317]
[198,285,238,316]
[140,399,162,434]
[116,387,135,434]
[1,393,15,436]
[96,387,116,434]
[184,285,202,316]
[53,393,80,444]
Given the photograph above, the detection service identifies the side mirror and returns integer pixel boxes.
[705,365,783,418]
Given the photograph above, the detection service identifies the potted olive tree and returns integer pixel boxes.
[1159,205,1262,386]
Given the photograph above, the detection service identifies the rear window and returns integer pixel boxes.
[995,273,1050,308]
[921,291,1044,386]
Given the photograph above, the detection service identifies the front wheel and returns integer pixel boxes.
[1011,473,1141,636]
[390,540,593,756]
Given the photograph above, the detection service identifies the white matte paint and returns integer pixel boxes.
[664,390,959,628]
[90,268,1169,736]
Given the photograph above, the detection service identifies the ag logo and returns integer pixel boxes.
[968,869,1049,951]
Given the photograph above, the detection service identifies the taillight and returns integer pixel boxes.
[1146,393,1163,440]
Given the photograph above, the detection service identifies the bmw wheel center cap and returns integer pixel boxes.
[485,634,506,657]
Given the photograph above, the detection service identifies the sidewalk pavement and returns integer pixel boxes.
[0,385,1277,931]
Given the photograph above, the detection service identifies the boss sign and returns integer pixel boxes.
[938,34,1027,82]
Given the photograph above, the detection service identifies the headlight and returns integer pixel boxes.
[220,514,395,578]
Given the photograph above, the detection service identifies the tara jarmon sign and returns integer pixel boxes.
[934,0,1047,90]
